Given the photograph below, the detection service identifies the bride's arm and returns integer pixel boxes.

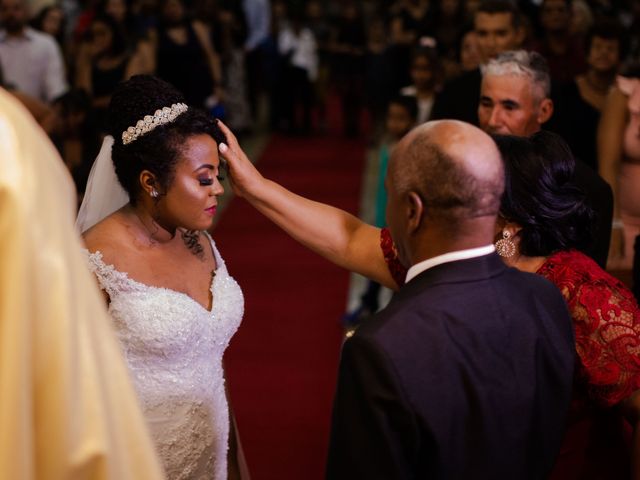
[216,121,398,289]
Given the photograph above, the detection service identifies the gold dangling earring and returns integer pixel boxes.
[495,230,516,258]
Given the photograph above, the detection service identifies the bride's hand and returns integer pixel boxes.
[216,120,264,198]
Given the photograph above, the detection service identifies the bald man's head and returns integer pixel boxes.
[389,121,504,225]
[385,121,504,265]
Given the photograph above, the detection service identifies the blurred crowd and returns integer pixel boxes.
[0,0,638,200]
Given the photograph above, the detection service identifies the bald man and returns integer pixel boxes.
[216,119,575,478]
[321,121,575,479]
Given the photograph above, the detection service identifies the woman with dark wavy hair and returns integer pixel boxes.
[77,75,248,479]
[494,131,595,267]
[490,131,640,479]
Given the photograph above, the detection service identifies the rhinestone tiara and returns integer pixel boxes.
[121,102,188,145]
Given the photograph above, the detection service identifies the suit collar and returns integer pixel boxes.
[405,245,495,283]
[401,252,507,293]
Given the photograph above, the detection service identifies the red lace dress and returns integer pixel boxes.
[380,228,640,478]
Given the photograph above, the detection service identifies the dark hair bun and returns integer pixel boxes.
[495,131,595,257]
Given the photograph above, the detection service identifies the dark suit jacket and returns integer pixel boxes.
[573,158,613,269]
[326,253,575,480]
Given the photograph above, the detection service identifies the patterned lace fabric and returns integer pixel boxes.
[83,233,244,480]
[380,226,640,408]
[537,250,640,407]
[380,227,407,287]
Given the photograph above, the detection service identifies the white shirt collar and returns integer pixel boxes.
[405,245,496,283]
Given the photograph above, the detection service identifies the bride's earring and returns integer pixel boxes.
[150,189,159,198]
[495,230,516,258]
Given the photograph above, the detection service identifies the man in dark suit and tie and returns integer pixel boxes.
[326,120,575,479]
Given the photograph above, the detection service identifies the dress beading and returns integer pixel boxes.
[84,233,243,479]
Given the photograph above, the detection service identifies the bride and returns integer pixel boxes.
[77,75,245,480]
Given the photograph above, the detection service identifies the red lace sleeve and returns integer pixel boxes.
[538,250,640,407]
[380,227,407,288]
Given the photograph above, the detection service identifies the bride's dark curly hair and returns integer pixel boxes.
[107,75,226,204]
[494,131,595,257]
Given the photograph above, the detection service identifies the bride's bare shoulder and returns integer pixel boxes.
[82,211,134,255]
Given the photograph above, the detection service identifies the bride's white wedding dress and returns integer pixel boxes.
[84,234,243,480]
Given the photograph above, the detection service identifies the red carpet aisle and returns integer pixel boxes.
[213,132,367,479]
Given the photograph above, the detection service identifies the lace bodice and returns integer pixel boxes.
[84,234,244,480]
[537,250,640,408]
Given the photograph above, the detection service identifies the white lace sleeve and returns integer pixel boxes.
[82,249,143,300]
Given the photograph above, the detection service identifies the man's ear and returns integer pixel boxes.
[537,98,554,125]
[407,191,424,234]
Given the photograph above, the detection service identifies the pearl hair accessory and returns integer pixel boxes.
[122,103,188,145]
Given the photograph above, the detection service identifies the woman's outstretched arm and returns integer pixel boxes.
[216,121,398,289]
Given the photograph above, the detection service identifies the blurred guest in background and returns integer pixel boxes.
[343,94,417,326]
[278,9,317,135]
[242,0,270,125]
[30,4,67,49]
[458,28,482,74]
[430,0,467,74]
[75,14,146,118]
[552,19,628,171]
[154,0,222,109]
[0,0,68,102]
[387,0,432,92]
[364,15,393,141]
[330,1,366,138]
[532,0,587,85]
[202,0,251,132]
[569,0,593,39]
[399,45,442,125]
[598,70,640,270]
[431,0,525,124]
